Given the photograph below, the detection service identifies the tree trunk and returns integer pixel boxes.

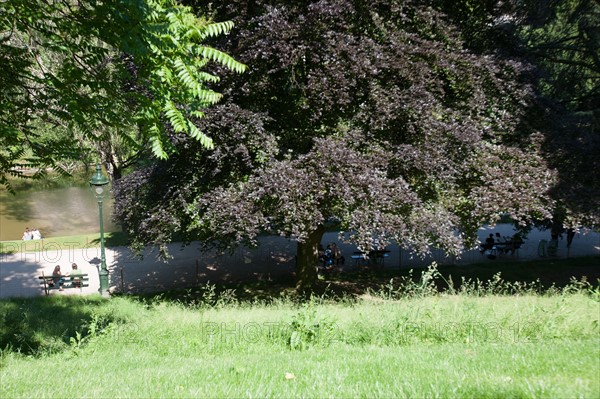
[295,225,325,294]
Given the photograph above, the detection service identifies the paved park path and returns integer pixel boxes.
[1,227,599,298]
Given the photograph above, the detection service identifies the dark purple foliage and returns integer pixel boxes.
[114,0,556,287]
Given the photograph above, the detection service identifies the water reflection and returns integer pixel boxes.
[0,185,119,241]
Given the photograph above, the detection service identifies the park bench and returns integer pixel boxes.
[38,272,89,295]
[483,241,524,260]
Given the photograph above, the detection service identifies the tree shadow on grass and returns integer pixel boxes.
[132,256,600,305]
[0,296,112,356]
[88,231,130,248]
[126,273,300,305]
[322,256,600,297]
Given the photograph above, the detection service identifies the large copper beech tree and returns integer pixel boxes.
[114,0,555,291]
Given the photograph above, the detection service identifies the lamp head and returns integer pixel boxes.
[89,164,109,199]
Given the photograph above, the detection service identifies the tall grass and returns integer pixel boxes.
[365,262,600,298]
[1,271,599,398]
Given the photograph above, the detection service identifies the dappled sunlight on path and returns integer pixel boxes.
[1,227,598,298]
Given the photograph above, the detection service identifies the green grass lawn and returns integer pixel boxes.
[1,283,599,398]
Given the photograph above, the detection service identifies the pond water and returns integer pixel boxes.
[0,185,120,241]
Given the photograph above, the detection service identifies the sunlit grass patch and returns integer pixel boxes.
[1,284,598,398]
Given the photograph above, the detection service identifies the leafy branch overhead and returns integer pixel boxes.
[0,0,246,185]
[135,5,247,157]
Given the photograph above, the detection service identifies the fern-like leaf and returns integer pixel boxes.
[196,71,220,83]
[148,126,167,159]
[190,110,205,119]
[200,21,234,39]
[163,101,187,133]
[198,46,247,73]
[188,123,214,149]
[195,89,222,105]
[173,58,197,88]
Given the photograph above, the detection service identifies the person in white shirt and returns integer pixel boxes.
[22,228,32,240]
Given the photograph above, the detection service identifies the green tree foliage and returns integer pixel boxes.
[0,0,245,189]
[114,0,556,291]
[432,0,600,227]
[516,0,599,115]
[516,0,599,227]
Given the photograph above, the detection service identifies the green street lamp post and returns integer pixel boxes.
[89,164,110,297]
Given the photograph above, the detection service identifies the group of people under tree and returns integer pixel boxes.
[22,227,42,240]
[318,242,345,269]
[49,263,83,290]
[317,240,392,270]
[480,232,524,257]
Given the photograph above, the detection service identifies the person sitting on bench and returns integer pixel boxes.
[480,234,495,253]
[69,263,83,288]
[49,265,64,291]
[329,242,345,265]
